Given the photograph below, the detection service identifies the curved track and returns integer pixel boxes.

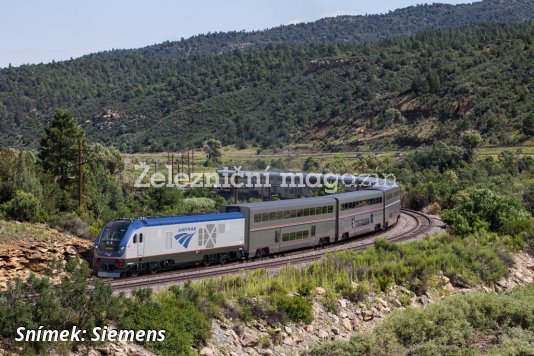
[110,210,433,292]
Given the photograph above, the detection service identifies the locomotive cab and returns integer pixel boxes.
[94,220,131,277]
[98,220,130,252]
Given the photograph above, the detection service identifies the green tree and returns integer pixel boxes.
[38,109,85,190]
[461,130,483,163]
[303,156,320,171]
[522,115,534,137]
[202,139,222,166]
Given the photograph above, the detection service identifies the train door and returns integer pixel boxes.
[273,229,281,253]
[351,216,357,237]
[137,233,144,257]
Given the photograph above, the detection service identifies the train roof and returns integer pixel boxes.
[114,212,244,229]
[327,189,383,201]
[227,196,335,210]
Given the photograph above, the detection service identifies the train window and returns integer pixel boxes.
[269,212,276,221]
[254,214,261,223]
[311,225,316,237]
[133,234,137,243]
[322,206,327,214]
[296,231,302,239]
[304,208,309,216]
[290,232,296,241]
[303,230,309,238]
[262,213,269,222]
[139,234,143,243]
[283,233,289,242]
[276,211,283,220]
[297,209,303,217]
[275,231,280,243]
[310,207,316,215]
[290,210,297,218]
[284,210,290,219]
[328,206,333,213]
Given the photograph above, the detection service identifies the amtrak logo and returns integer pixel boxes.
[198,224,217,248]
[174,225,219,249]
[175,232,195,248]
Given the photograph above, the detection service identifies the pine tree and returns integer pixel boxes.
[38,109,85,189]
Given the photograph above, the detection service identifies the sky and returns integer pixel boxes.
[0,0,473,68]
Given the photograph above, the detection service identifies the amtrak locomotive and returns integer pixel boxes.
[94,184,400,278]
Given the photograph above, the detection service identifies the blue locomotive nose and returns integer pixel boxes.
[96,220,130,257]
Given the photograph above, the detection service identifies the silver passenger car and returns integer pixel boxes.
[224,196,337,257]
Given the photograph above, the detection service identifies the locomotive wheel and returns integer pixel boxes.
[148,263,159,274]
[202,255,211,267]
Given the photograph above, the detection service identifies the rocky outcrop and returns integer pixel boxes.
[201,251,534,356]
[0,226,93,288]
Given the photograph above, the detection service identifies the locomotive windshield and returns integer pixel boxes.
[98,221,130,251]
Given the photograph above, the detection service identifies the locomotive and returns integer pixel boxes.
[94,182,400,278]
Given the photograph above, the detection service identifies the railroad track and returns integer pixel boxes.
[110,210,434,291]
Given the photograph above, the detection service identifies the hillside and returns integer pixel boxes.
[119,0,534,59]
[0,2,533,151]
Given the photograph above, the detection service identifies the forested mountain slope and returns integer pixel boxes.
[0,9,533,151]
[122,0,534,59]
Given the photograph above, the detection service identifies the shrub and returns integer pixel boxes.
[398,293,412,307]
[320,290,339,314]
[120,289,211,355]
[271,294,313,324]
[297,280,314,297]
[312,285,534,355]
[443,188,532,236]
[50,212,90,238]
[335,280,368,302]
[258,335,271,349]
[0,260,118,354]
[3,190,44,222]
[182,197,216,213]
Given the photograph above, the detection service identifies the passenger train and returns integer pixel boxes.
[94,177,400,278]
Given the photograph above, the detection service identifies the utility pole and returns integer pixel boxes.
[78,138,83,210]
[171,153,174,178]
[191,148,194,175]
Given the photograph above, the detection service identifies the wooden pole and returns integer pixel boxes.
[78,138,83,210]
[191,148,194,175]
[171,153,174,178]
